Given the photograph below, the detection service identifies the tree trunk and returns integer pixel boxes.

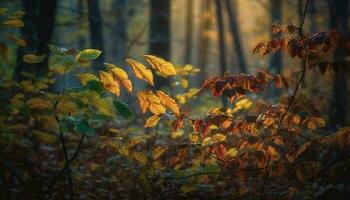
[184,0,193,65]
[112,0,128,65]
[197,0,212,84]
[14,0,57,81]
[87,0,105,72]
[269,0,282,74]
[150,0,170,88]
[328,0,348,127]
[268,0,282,97]
[224,0,247,73]
[308,0,317,33]
[215,0,228,108]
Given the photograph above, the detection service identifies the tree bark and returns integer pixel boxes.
[184,0,193,65]
[215,0,228,108]
[269,0,282,74]
[224,0,247,73]
[150,0,170,88]
[197,0,212,84]
[87,0,105,72]
[112,0,128,65]
[328,0,348,127]
[14,0,57,81]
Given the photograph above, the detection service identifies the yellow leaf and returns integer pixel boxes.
[233,98,253,112]
[180,78,189,88]
[212,133,227,142]
[267,146,280,160]
[126,59,154,85]
[99,71,120,96]
[225,148,238,159]
[306,117,326,130]
[57,100,78,115]
[137,90,166,115]
[75,49,102,62]
[26,98,52,110]
[202,137,212,146]
[133,152,148,165]
[33,130,56,144]
[128,136,146,148]
[152,146,168,160]
[145,115,161,128]
[23,54,46,63]
[108,64,132,94]
[76,73,98,85]
[3,19,24,28]
[189,133,199,143]
[155,91,180,115]
[137,90,150,113]
[5,34,26,47]
[171,130,184,139]
[144,55,176,77]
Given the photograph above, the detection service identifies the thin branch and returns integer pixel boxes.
[41,134,85,199]
[279,0,310,125]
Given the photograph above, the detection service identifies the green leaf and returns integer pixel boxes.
[113,99,133,120]
[86,80,104,93]
[75,49,102,62]
[48,44,65,56]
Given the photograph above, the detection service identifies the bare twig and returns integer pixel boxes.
[41,134,85,199]
[279,0,310,126]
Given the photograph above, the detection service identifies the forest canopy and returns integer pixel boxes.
[0,0,350,199]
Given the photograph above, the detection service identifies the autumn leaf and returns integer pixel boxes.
[152,146,168,160]
[274,74,283,88]
[155,91,180,115]
[144,55,176,77]
[145,115,161,128]
[99,71,120,96]
[133,152,148,165]
[137,90,150,113]
[5,34,26,47]
[75,49,102,62]
[107,63,132,94]
[225,148,238,159]
[126,59,154,85]
[23,54,46,63]
[137,90,166,115]
[305,117,326,130]
[76,73,99,85]
[33,130,57,144]
[3,19,24,28]
[26,98,52,110]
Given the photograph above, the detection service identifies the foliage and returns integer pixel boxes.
[1,5,350,200]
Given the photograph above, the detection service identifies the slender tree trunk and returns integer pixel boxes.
[14,0,57,81]
[113,0,128,65]
[308,0,317,33]
[77,0,86,50]
[184,0,193,64]
[197,0,212,84]
[224,0,247,73]
[87,0,105,71]
[36,0,57,75]
[268,0,282,97]
[328,0,348,127]
[215,0,228,108]
[269,0,282,74]
[150,0,170,88]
